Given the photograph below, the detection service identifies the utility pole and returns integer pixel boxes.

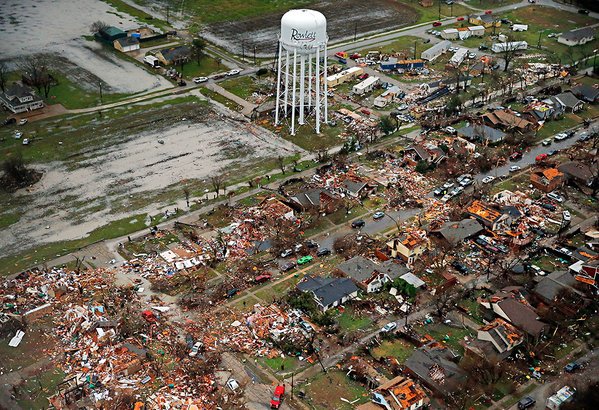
[242,40,245,62]
[166,5,169,24]
[98,80,103,105]
[414,40,417,60]
[253,46,256,65]
[354,23,358,42]
[291,372,294,398]
[438,0,441,21]
[537,31,543,49]
[593,49,598,74]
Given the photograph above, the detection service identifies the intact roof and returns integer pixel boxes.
[159,45,191,62]
[552,92,582,108]
[476,14,495,23]
[483,110,533,129]
[558,161,594,181]
[337,256,378,282]
[405,145,430,161]
[534,270,578,303]
[559,27,595,42]
[101,26,126,37]
[400,272,425,288]
[343,179,368,195]
[3,83,39,100]
[115,36,140,46]
[297,275,358,307]
[571,83,599,101]
[496,298,546,337]
[458,124,506,142]
[434,219,484,245]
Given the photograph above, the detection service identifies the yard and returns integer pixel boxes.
[357,36,424,57]
[416,323,474,354]
[302,370,369,409]
[336,307,373,332]
[370,338,416,362]
[179,56,226,78]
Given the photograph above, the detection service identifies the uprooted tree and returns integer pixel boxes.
[1,152,42,192]
[90,20,109,34]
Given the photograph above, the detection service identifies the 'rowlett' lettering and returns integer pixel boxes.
[290,28,316,42]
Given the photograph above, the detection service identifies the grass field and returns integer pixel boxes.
[47,73,129,109]
[303,370,369,409]
[370,339,416,362]
[337,308,373,332]
[103,0,171,31]
[465,0,522,8]
[180,56,226,78]
[358,36,424,58]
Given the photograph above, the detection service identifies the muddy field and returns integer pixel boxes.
[0,95,301,259]
[202,0,419,56]
[0,0,171,93]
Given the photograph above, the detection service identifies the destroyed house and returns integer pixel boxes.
[482,110,534,133]
[477,318,523,354]
[404,341,466,397]
[403,145,445,165]
[156,45,191,65]
[533,270,584,307]
[530,168,565,193]
[571,83,599,103]
[430,219,484,246]
[287,188,337,213]
[297,275,358,312]
[343,179,375,199]
[336,256,408,293]
[357,375,428,410]
[259,196,295,220]
[387,231,429,264]
[479,288,548,339]
[467,201,510,232]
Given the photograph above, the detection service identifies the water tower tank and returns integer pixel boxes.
[280,9,327,54]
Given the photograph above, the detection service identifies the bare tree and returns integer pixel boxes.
[210,174,225,197]
[276,155,286,174]
[19,56,56,98]
[499,38,521,72]
[90,20,109,34]
[0,61,7,92]
[183,188,190,208]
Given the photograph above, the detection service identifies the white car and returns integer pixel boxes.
[530,265,546,276]
[226,69,241,76]
[22,138,29,145]
[562,210,571,221]
[19,118,28,125]
[482,176,495,184]
[381,322,397,333]
[441,194,452,203]
[443,181,455,189]
[445,126,457,134]
[509,165,521,172]
[468,52,476,59]
[14,131,22,139]
[193,76,208,83]
[547,192,564,203]
[554,133,568,141]
[189,342,202,357]
[558,247,573,257]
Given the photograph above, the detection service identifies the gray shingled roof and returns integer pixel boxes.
[559,27,595,42]
[297,275,358,308]
[434,219,483,245]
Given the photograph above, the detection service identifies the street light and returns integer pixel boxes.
[593,49,598,74]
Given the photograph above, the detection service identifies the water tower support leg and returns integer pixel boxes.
[275,41,283,125]
[324,42,328,124]
[299,55,305,125]
[284,50,289,118]
[315,47,320,134]
[308,54,313,110]
[291,49,297,136]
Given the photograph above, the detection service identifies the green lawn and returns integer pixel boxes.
[16,368,66,409]
[303,370,369,410]
[327,206,368,226]
[201,88,244,111]
[358,36,424,58]
[0,212,20,229]
[416,323,473,354]
[465,0,521,8]
[179,56,225,78]
[261,355,299,373]
[534,114,581,140]
[47,73,129,109]
[370,339,416,362]
[337,308,373,332]
[267,120,346,151]
[102,0,171,31]
[220,76,260,100]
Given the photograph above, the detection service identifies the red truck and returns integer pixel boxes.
[270,385,285,409]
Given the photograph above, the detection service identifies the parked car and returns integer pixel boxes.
[542,139,552,146]
[445,126,457,134]
[397,103,409,111]
[457,16,465,21]
[517,396,536,410]
[529,265,546,276]
[189,341,202,357]
[22,138,30,145]
[226,288,238,298]
[305,239,318,249]
[18,118,28,125]
[452,261,469,273]
[547,192,564,203]
[558,247,573,257]
[562,210,571,221]
[443,181,455,189]
[270,385,286,409]
[227,69,241,76]
[360,108,371,115]
[564,362,580,373]
[358,73,369,80]
[297,255,314,265]
[193,77,208,83]
[540,203,556,211]
[280,261,296,272]
[467,52,476,59]
[578,132,591,142]
[14,131,22,139]
[373,211,385,219]
[381,322,397,333]
[280,249,293,258]
[351,219,366,228]
[460,178,473,187]
[432,21,442,27]
[479,44,489,50]
[535,153,548,162]
[578,9,590,15]
[254,274,272,284]
[482,176,495,184]
[316,248,331,257]
[509,165,521,172]
[509,151,522,161]
[433,187,445,196]
[554,132,568,141]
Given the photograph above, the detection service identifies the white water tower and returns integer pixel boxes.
[275,9,328,135]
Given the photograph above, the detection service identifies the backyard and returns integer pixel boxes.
[302,370,369,409]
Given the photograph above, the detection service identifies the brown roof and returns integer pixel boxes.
[483,109,533,130]
[558,161,594,182]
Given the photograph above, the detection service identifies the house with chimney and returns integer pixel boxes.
[336,256,409,293]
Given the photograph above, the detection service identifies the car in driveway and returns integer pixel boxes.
[452,261,469,274]
[445,126,457,134]
[578,9,590,14]
[443,181,455,189]
[280,249,293,258]
[558,247,573,257]
[380,322,397,333]
[317,248,331,257]
[509,165,521,172]
[542,138,552,146]
[270,385,285,409]
[373,211,385,220]
[193,76,208,83]
[254,274,272,284]
[517,396,535,409]
[540,203,556,211]
[189,341,202,357]
[280,261,296,272]
[297,255,314,265]
[482,176,495,184]
[352,219,366,228]
[562,210,571,222]
[547,192,564,203]
[18,118,28,125]
[529,265,546,276]
[358,73,369,80]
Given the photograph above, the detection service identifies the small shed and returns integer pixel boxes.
[114,36,140,52]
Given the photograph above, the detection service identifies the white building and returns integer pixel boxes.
[352,76,380,95]
[441,28,459,40]
[326,66,363,87]
[468,25,485,37]
[421,40,451,61]
[491,41,528,53]
[450,48,468,66]
[511,24,528,32]
[558,27,595,46]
